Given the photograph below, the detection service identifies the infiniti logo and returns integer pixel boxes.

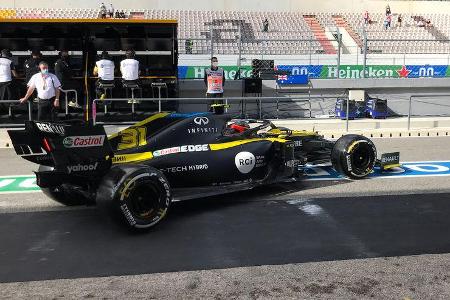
[194,117,209,126]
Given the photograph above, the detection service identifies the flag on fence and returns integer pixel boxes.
[276,74,309,85]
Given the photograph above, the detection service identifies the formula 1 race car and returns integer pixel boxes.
[8,111,400,230]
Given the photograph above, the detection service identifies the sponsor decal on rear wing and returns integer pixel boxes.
[8,121,114,176]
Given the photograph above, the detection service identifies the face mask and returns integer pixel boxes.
[41,69,48,74]
[62,55,69,61]
[212,62,218,68]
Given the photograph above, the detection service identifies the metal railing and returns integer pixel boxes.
[60,88,79,116]
[2,94,449,132]
[91,96,314,125]
[1,100,32,121]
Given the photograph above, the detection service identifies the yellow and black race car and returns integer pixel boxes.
[8,110,399,230]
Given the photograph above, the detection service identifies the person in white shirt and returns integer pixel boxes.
[0,49,18,101]
[93,51,115,99]
[19,61,61,121]
[108,4,114,18]
[120,49,139,82]
[120,49,141,103]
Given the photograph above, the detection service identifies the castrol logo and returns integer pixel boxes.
[63,135,105,148]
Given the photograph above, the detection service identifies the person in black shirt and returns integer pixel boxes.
[263,18,269,32]
[54,50,81,108]
[24,50,42,83]
[54,50,72,88]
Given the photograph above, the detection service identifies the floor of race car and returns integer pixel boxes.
[0,137,450,299]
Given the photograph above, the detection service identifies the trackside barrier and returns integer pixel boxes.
[343,95,450,133]
[92,96,316,125]
[1,100,32,121]
[94,95,447,129]
[408,94,450,130]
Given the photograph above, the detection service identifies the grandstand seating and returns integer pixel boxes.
[1,8,450,54]
[341,12,450,53]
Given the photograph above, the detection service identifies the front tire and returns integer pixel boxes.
[96,165,172,230]
[331,135,377,179]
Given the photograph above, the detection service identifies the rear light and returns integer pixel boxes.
[42,138,53,153]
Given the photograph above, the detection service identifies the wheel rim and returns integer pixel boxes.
[351,142,375,175]
[127,180,162,220]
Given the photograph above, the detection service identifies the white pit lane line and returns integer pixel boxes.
[0,159,449,214]
[0,160,450,195]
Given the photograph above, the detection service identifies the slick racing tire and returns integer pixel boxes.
[38,165,93,206]
[96,165,172,231]
[331,134,377,179]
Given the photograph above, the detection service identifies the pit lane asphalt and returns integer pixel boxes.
[0,137,449,288]
[1,192,450,284]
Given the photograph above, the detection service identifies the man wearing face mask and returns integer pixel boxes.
[19,61,61,121]
[204,57,225,100]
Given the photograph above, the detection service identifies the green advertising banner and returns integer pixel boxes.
[179,64,450,79]
[0,176,40,194]
[178,66,252,79]
[320,65,400,79]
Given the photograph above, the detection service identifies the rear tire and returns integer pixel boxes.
[96,165,172,231]
[331,135,377,179]
[38,165,92,206]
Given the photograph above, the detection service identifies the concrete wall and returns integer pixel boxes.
[177,77,450,118]
[3,0,450,14]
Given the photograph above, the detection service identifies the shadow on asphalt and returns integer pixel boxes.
[1,187,450,283]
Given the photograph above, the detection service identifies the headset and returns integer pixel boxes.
[125,49,135,58]
[58,50,69,57]
[101,50,111,60]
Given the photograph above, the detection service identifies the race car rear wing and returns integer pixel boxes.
[8,121,113,185]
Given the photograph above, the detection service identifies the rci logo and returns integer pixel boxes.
[235,151,255,174]
[194,117,209,126]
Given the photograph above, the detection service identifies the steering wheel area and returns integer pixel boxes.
[223,119,273,138]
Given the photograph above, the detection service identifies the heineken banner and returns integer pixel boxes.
[178,66,253,80]
[178,65,450,79]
